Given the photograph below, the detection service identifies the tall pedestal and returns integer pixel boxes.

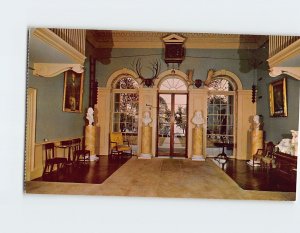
[251,130,264,157]
[139,126,152,159]
[192,127,205,161]
[85,125,98,161]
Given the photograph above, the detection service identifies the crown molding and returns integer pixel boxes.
[267,39,300,68]
[86,30,264,49]
[33,63,84,77]
[33,28,86,65]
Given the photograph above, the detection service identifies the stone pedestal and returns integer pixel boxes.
[139,126,152,159]
[85,125,98,161]
[192,127,205,161]
[251,130,264,157]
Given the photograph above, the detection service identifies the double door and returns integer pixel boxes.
[157,93,188,157]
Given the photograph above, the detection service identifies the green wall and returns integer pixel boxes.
[95,48,255,89]
[94,46,299,144]
[256,70,300,143]
[28,66,89,143]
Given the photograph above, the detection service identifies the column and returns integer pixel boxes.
[85,125,99,161]
[139,126,152,159]
[192,126,205,161]
[251,130,264,157]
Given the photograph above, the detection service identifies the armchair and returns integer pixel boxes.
[252,141,275,168]
[109,132,132,159]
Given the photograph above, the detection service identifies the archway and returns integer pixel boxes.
[155,70,189,157]
[206,69,243,158]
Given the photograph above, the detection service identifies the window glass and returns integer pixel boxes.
[115,76,139,89]
[160,77,187,91]
[112,77,139,150]
[208,78,234,91]
[206,80,235,157]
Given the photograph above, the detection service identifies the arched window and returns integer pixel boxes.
[159,77,187,91]
[114,76,139,89]
[112,75,139,148]
[206,77,236,157]
[207,78,235,91]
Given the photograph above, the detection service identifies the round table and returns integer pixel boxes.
[213,142,233,162]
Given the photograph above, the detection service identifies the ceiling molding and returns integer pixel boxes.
[269,67,300,80]
[86,30,265,49]
[33,63,84,77]
[33,28,86,65]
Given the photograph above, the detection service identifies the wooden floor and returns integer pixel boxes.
[34,155,131,184]
[35,156,296,192]
[213,158,297,192]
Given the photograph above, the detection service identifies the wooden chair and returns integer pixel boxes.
[60,140,74,162]
[72,138,90,165]
[261,142,276,169]
[109,132,132,159]
[252,141,275,168]
[42,143,67,178]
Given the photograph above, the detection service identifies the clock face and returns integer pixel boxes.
[165,44,184,58]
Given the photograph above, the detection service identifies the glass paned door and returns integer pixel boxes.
[157,94,187,157]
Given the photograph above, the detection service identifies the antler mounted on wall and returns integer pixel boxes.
[133,58,161,87]
[186,69,203,88]
[204,69,215,86]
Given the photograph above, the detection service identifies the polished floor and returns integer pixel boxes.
[212,158,297,192]
[26,157,296,201]
[34,156,131,184]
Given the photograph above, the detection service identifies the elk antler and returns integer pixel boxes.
[148,60,161,80]
[134,58,144,80]
[204,69,215,86]
[133,58,161,87]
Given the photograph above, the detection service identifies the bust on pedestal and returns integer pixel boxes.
[85,107,99,161]
[139,111,153,159]
[251,115,264,158]
[191,111,205,161]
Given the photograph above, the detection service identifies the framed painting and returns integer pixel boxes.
[63,70,84,113]
[269,77,287,117]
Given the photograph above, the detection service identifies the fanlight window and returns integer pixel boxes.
[160,77,187,91]
[114,76,139,89]
[208,78,234,91]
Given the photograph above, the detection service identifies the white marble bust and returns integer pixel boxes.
[252,115,261,130]
[142,111,152,126]
[192,110,204,128]
[291,130,298,156]
[276,138,292,154]
[86,107,94,125]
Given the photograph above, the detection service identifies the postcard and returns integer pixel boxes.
[24,28,298,201]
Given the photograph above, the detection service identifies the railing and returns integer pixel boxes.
[49,28,86,55]
[269,35,300,58]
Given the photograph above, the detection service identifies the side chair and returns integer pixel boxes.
[42,142,67,179]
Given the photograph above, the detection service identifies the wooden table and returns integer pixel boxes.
[274,151,297,182]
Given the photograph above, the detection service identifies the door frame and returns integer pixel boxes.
[156,92,189,158]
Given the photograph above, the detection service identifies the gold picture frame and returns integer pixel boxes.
[269,77,287,117]
[63,70,84,113]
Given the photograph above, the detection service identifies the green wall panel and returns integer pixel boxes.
[256,69,300,143]
[95,48,255,89]
[27,64,89,143]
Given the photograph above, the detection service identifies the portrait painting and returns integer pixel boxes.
[269,77,288,117]
[63,70,84,113]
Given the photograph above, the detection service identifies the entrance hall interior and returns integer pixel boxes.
[25,29,299,200]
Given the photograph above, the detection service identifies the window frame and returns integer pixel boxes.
[111,76,139,146]
[206,77,237,158]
